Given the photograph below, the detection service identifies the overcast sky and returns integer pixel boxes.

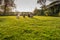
[14,0,51,12]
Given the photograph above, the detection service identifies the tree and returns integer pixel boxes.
[33,8,45,16]
[0,0,15,15]
[37,0,60,9]
[37,0,60,16]
[4,0,15,15]
[0,0,2,4]
[37,0,47,16]
[37,0,46,9]
[47,1,60,16]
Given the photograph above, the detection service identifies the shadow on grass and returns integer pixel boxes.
[2,36,14,40]
[31,17,54,22]
[0,18,7,22]
[29,17,41,21]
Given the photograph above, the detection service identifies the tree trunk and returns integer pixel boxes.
[3,3,7,16]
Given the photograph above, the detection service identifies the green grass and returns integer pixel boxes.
[0,16,60,40]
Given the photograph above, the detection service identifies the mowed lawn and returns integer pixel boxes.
[0,16,60,40]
